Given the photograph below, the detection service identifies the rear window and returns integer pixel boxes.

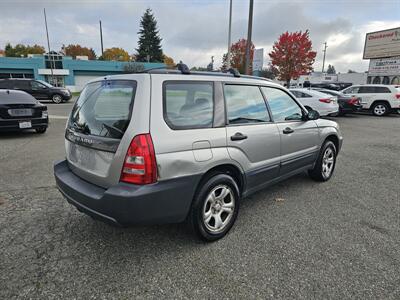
[69,80,136,139]
[163,81,214,129]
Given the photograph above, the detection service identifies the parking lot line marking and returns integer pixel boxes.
[50,115,69,119]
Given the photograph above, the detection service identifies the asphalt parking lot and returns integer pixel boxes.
[1,100,399,299]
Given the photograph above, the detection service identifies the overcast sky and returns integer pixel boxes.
[0,0,399,73]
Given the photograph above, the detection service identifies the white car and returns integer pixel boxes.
[341,84,400,116]
[289,88,339,117]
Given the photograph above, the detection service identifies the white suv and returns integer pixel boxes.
[341,84,400,116]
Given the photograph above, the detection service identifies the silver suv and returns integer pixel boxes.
[54,67,343,241]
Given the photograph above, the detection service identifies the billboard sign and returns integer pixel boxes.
[368,56,400,75]
[363,27,400,59]
[253,48,264,71]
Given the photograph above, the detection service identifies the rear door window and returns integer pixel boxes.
[163,81,214,129]
[68,80,136,139]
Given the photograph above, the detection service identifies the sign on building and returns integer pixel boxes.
[363,27,400,59]
[253,48,264,71]
[368,56,400,75]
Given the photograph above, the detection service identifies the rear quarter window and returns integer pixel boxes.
[163,81,214,130]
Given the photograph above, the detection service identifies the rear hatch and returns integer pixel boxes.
[65,79,142,188]
[0,90,46,119]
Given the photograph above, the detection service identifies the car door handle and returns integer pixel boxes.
[230,132,248,141]
[283,127,294,134]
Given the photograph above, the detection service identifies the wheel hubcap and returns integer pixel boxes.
[203,185,235,234]
[53,95,62,103]
[322,147,335,179]
[374,105,386,115]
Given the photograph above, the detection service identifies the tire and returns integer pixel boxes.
[52,94,63,104]
[308,140,337,182]
[371,102,389,116]
[35,127,47,134]
[189,174,240,241]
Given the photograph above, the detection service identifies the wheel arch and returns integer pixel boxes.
[324,134,339,153]
[371,100,391,109]
[196,163,245,197]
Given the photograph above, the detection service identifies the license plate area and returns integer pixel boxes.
[19,121,32,129]
[8,108,33,117]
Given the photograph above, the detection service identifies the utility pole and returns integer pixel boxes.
[226,0,233,69]
[245,0,254,75]
[99,20,104,57]
[43,8,54,84]
[322,42,328,73]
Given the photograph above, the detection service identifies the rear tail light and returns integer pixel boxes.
[348,97,359,105]
[395,93,400,99]
[319,98,332,103]
[120,134,157,185]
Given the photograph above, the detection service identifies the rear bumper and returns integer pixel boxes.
[0,117,48,131]
[54,160,200,226]
[339,104,363,113]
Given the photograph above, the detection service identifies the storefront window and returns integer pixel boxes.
[382,76,390,85]
[391,77,400,85]
[372,76,381,84]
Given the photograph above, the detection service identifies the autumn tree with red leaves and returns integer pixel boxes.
[269,30,316,87]
[222,38,255,74]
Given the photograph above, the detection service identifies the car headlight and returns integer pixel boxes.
[42,110,48,118]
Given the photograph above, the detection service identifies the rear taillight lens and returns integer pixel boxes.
[395,93,400,99]
[319,98,332,103]
[120,134,157,185]
[348,97,359,105]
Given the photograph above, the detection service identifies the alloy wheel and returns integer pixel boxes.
[202,184,235,234]
[322,147,335,179]
[374,104,386,116]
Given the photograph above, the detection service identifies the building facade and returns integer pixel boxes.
[0,54,164,91]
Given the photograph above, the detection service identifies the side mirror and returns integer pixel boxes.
[306,109,320,120]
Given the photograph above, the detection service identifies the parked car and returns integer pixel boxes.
[313,88,362,115]
[54,67,343,241]
[0,78,72,104]
[0,89,48,133]
[289,88,339,116]
[341,84,400,116]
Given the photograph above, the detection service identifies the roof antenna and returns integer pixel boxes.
[176,61,190,74]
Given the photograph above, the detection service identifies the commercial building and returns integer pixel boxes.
[0,53,164,91]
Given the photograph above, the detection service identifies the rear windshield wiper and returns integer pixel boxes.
[101,123,124,139]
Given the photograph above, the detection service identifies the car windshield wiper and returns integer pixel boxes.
[101,123,124,139]
[229,117,266,124]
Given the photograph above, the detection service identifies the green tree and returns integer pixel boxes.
[327,64,336,74]
[136,8,163,62]
[4,43,45,57]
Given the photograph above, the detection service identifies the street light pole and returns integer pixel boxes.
[322,42,328,73]
[99,20,104,57]
[245,0,254,75]
[226,0,233,69]
[43,8,54,84]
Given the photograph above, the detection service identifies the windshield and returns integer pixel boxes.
[68,80,136,139]
[36,80,53,88]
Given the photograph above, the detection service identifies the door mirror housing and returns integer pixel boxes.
[306,109,320,120]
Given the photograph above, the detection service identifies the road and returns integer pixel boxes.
[0,101,399,299]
